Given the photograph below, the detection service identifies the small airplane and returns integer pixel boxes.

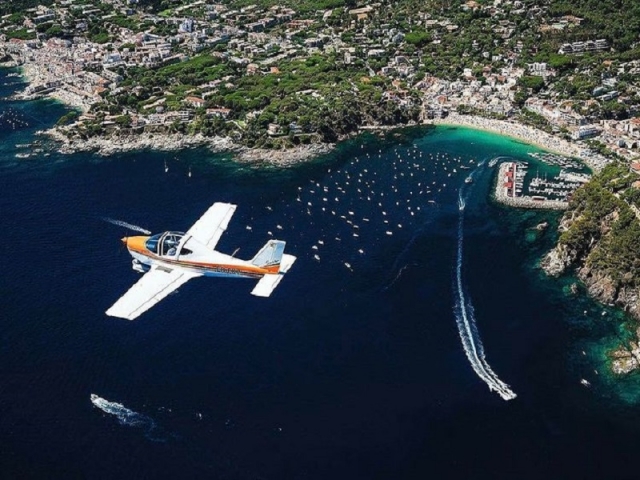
[106,202,296,320]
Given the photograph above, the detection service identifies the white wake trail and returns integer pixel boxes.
[101,217,151,235]
[453,190,516,401]
[458,190,466,211]
[91,394,168,441]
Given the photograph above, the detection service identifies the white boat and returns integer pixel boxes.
[464,176,473,184]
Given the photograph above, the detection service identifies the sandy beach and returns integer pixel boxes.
[431,113,610,171]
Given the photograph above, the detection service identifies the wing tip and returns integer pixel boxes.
[105,308,138,321]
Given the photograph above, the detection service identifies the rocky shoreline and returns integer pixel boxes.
[548,252,640,375]
[3,63,332,165]
[235,143,333,166]
[42,128,233,155]
[540,211,640,375]
[41,127,334,165]
[542,249,640,324]
[42,110,601,168]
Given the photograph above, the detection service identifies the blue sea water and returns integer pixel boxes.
[2,67,640,479]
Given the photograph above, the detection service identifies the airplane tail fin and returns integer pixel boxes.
[251,240,286,270]
[251,240,296,298]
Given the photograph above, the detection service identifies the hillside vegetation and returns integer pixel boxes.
[557,163,640,289]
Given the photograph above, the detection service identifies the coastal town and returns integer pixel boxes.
[0,0,637,167]
[4,4,640,476]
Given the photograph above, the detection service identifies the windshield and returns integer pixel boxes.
[145,234,162,254]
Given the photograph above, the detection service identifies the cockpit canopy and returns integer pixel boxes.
[145,231,185,257]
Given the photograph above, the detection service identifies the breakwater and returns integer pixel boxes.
[493,162,569,210]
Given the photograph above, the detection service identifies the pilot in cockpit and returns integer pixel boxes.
[163,233,182,257]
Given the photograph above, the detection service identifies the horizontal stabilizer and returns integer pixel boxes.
[251,274,285,297]
[251,254,296,297]
[279,254,296,273]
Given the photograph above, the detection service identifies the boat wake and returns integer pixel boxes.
[453,189,516,401]
[91,394,169,441]
[488,156,512,168]
[101,217,151,235]
[458,192,466,211]
[384,263,412,291]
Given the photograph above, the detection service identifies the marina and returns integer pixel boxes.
[493,161,587,210]
[528,169,590,202]
[528,152,585,170]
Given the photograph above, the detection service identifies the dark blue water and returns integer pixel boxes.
[2,67,640,479]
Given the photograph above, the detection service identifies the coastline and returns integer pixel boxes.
[40,112,605,167]
[1,62,335,164]
[235,142,334,165]
[3,63,609,168]
[12,63,91,112]
[430,113,608,172]
[41,127,333,165]
[42,128,235,155]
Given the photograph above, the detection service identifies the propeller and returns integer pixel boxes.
[100,217,151,258]
[117,234,131,258]
[119,236,129,253]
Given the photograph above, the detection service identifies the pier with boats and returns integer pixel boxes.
[527,152,584,170]
[493,160,590,210]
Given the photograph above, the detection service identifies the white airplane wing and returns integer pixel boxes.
[106,266,201,320]
[186,202,237,250]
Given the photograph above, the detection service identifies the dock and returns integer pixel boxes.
[493,162,569,210]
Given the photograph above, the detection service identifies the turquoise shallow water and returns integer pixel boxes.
[2,67,640,479]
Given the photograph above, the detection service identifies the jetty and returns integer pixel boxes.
[494,162,569,210]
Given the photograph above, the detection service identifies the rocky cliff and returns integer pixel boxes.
[541,162,640,374]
